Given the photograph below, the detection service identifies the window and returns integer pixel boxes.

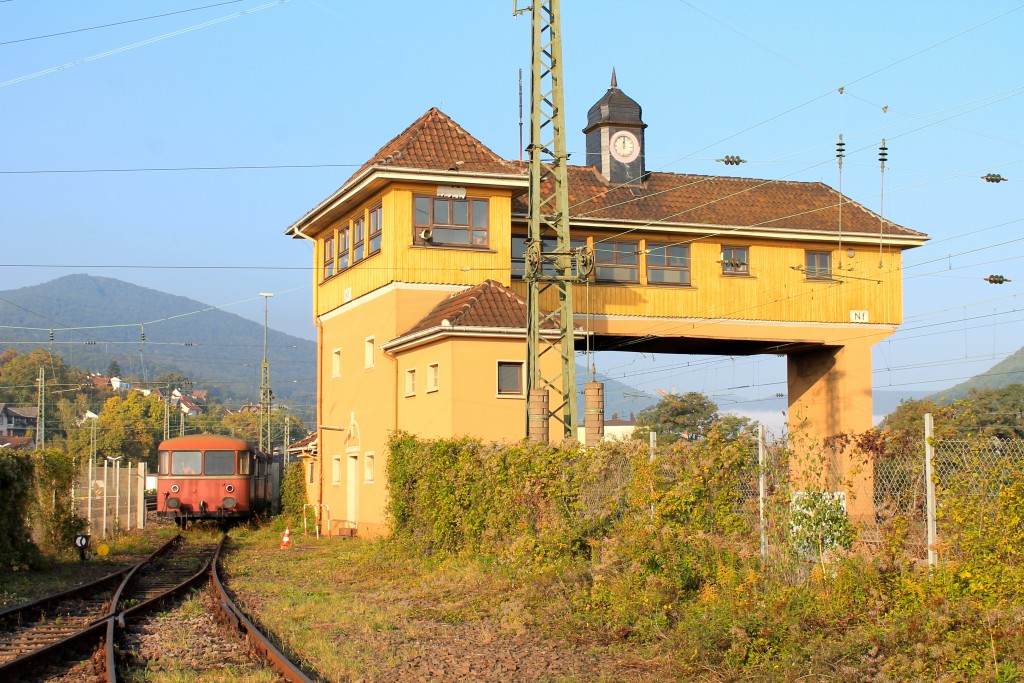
[721,246,749,275]
[806,250,832,279]
[237,451,251,475]
[364,451,375,484]
[405,368,417,396]
[414,195,489,247]
[368,205,382,256]
[364,337,374,369]
[338,227,350,270]
[497,361,524,395]
[352,216,365,264]
[171,450,202,475]
[647,244,691,285]
[323,235,335,279]
[308,462,315,484]
[511,236,587,279]
[332,348,341,378]
[204,450,235,475]
[158,450,169,475]
[332,455,342,485]
[427,363,439,392]
[595,240,639,283]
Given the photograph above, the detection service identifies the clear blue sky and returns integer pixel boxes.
[2,1,1021,422]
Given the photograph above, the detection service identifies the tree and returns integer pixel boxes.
[106,360,122,378]
[632,392,721,445]
[93,392,165,465]
[153,371,193,394]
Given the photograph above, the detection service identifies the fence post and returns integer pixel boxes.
[115,463,121,533]
[126,462,132,531]
[103,459,108,538]
[137,463,147,529]
[758,423,768,561]
[924,412,938,568]
[87,456,94,533]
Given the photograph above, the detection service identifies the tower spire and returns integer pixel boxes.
[610,66,617,88]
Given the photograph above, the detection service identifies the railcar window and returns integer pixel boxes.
[158,450,170,475]
[237,451,251,475]
[171,451,202,475]
[205,450,235,475]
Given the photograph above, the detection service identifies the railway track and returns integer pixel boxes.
[0,533,313,682]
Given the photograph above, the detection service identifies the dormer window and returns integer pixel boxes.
[414,196,489,248]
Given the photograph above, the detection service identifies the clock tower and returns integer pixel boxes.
[583,68,647,184]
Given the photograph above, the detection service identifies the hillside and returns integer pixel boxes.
[937,347,1024,399]
[0,275,315,413]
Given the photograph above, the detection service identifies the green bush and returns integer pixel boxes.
[31,449,88,555]
[0,451,40,570]
[280,461,316,529]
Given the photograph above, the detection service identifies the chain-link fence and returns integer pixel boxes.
[74,459,148,538]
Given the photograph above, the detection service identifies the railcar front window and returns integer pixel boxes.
[237,451,251,475]
[158,450,170,475]
[171,451,202,475]
[204,450,235,475]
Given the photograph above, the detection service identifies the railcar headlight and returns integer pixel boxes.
[170,484,180,493]
[166,497,181,510]
[222,497,237,509]
[225,484,235,493]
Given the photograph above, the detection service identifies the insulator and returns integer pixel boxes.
[982,173,1008,183]
[85,341,97,345]
[49,329,54,342]
[984,275,1010,284]
[836,135,845,159]
[141,332,146,342]
[716,155,746,165]
[878,140,888,163]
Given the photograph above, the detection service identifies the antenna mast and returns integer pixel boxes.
[516,0,590,441]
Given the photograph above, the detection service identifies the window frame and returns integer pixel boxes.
[427,363,439,392]
[331,348,341,379]
[413,195,490,248]
[721,245,750,276]
[646,243,691,286]
[338,227,350,271]
[805,250,833,280]
[405,368,416,397]
[332,455,342,485]
[352,215,365,264]
[364,337,374,369]
[364,451,375,484]
[497,361,524,396]
[368,204,382,256]
[323,234,335,280]
[204,450,236,476]
[594,239,640,283]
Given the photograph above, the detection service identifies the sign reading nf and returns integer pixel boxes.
[850,310,869,323]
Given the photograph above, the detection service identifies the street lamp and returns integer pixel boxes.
[259,293,274,454]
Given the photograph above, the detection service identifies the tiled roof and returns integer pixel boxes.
[401,279,558,338]
[347,108,519,183]
[0,436,34,449]
[0,404,38,419]
[511,166,923,238]
[288,432,317,450]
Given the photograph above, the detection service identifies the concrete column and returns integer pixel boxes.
[528,389,549,444]
[584,381,605,445]
[787,341,875,520]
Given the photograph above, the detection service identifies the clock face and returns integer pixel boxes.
[610,130,640,163]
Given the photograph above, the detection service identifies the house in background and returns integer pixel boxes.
[0,404,38,437]
[287,77,927,535]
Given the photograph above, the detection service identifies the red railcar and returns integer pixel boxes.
[155,434,272,526]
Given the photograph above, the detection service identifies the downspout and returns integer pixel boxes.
[291,225,326,513]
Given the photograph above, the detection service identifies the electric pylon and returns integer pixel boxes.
[518,0,592,441]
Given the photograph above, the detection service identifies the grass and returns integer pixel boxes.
[0,524,178,608]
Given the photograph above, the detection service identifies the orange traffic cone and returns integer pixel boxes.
[281,527,291,548]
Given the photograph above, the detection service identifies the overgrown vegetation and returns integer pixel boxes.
[0,450,40,570]
[378,426,1024,679]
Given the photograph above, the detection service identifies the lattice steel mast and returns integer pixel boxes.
[517,0,592,441]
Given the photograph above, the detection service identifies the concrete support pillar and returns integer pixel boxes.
[528,389,550,444]
[787,341,875,520]
[584,381,605,445]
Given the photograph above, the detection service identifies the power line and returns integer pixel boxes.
[0,0,248,47]
[0,162,361,175]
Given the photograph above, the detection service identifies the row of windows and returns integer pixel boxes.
[157,449,251,476]
[323,205,383,279]
[512,238,832,284]
[331,338,376,379]
[321,196,834,285]
[403,361,524,397]
[327,451,375,486]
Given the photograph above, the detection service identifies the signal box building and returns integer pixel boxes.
[286,79,927,536]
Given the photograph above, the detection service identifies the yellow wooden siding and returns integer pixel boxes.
[317,184,513,317]
[509,236,905,326]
